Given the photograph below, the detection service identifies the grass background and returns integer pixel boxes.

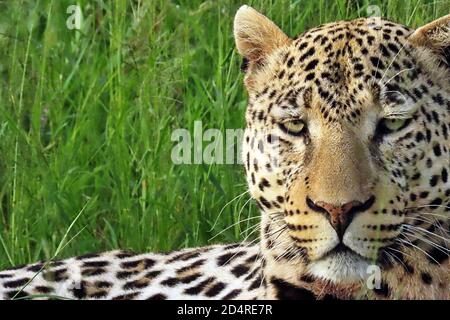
[0,0,448,269]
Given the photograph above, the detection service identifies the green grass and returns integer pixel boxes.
[0,0,448,269]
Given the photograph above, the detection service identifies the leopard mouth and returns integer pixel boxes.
[306,243,374,283]
[320,243,375,267]
[324,243,365,258]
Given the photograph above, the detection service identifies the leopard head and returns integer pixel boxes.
[234,6,449,299]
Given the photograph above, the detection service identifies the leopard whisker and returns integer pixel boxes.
[382,68,414,86]
[220,227,264,268]
[405,204,450,211]
[266,225,288,240]
[384,244,416,261]
[378,38,408,84]
[275,244,303,264]
[384,249,408,271]
[210,189,250,232]
[395,236,440,265]
[236,197,256,233]
[209,215,261,241]
[275,241,294,262]
[407,211,449,220]
[403,224,449,243]
[240,222,261,237]
[402,230,449,255]
[404,216,449,238]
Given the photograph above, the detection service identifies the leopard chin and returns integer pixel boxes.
[306,246,373,284]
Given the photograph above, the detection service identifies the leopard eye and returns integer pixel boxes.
[376,118,411,136]
[278,119,306,136]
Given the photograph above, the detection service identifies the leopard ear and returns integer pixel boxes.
[234,5,291,67]
[408,14,450,68]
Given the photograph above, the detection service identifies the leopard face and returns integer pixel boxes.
[235,6,449,296]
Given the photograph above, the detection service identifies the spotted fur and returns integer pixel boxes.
[0,245,262,300]
[1,6,449,300]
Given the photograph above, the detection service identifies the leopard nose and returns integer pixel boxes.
[306,196,376,240]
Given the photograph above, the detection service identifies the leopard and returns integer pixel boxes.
[0,5,449,300]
